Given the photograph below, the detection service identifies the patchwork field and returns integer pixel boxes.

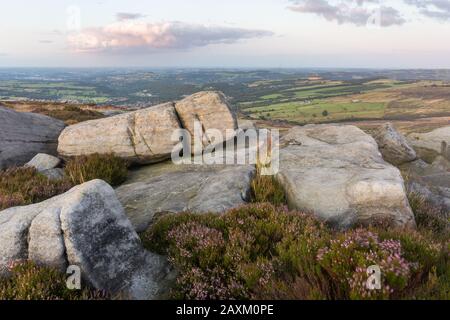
[239,79,450,125]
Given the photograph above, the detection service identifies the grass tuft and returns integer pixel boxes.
[0,261,108,300]
[64,153,128,187]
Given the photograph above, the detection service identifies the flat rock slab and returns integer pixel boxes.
[116,162,255,232]
[0,180,174,299]
[0,106,65,170]
[277,124,416,229]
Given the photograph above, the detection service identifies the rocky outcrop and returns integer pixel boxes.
[0,106,65,170]
[58,103,181,165]
[372,123,417,165]
[116,162,255,232]
[175,91,238,154]
[58,91,238,164]
[0,180,174,299]
[276,125,416,229]
[407,126,450,163]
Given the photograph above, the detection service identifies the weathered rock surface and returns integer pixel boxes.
[276,125,416,229]
[58,103,181,165]
[58,91,238,164]
[116,162,255,232]
[25,153,61,172]
[401,158,450,211]
[407,126,450,163]
[175,91,238,153]
[0,106,65,170]
[372,123,417,165]
[0,180,174,299]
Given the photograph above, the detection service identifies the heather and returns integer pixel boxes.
[0,167,73,210]
[0,261,108,300]
[142,203,449,300]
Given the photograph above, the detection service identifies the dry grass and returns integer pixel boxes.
[65,153,128,187]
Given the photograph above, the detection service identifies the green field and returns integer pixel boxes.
[239,79,450,124]
[246,101,386,123]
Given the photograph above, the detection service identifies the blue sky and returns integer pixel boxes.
[0,0,449,68]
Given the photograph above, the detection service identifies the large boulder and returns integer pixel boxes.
[0,180,174,299]
[0,106,65,170]
[57,91,238,164]
[276,125,416,229]
[116,162,255,232]
[372,123,417,165]
[175,91,238,153]
[407,126,450,163]
[58,103,181,165]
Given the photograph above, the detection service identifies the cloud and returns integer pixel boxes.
[67,21,273,53]
[288,0,406,26]
[115,12,146,21]
[288,0,450,26]
[404,0,450,20]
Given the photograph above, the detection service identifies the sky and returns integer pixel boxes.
[0,0,450,68]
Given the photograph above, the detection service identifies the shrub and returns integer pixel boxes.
[142,203,330,300]
[0,261,107,300]
[65,153,128,187]
[408,192,449,240]
[142,204,449,300]
[0,167,73,210]
[250,165,286,206]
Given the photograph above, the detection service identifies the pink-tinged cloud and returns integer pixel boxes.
[67,21,273,53]
[288,0,406,26]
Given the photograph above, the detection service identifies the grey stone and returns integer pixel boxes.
[407,126,450,163]
[372,123,417,165]
[0,180,174,299]
[116,162,255,232]
[175,91,238,154]
[25,153,61,172]
[276,124,416,229]
[0,106,65,170]
[58,91,238,164]
[58,103,181,165]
